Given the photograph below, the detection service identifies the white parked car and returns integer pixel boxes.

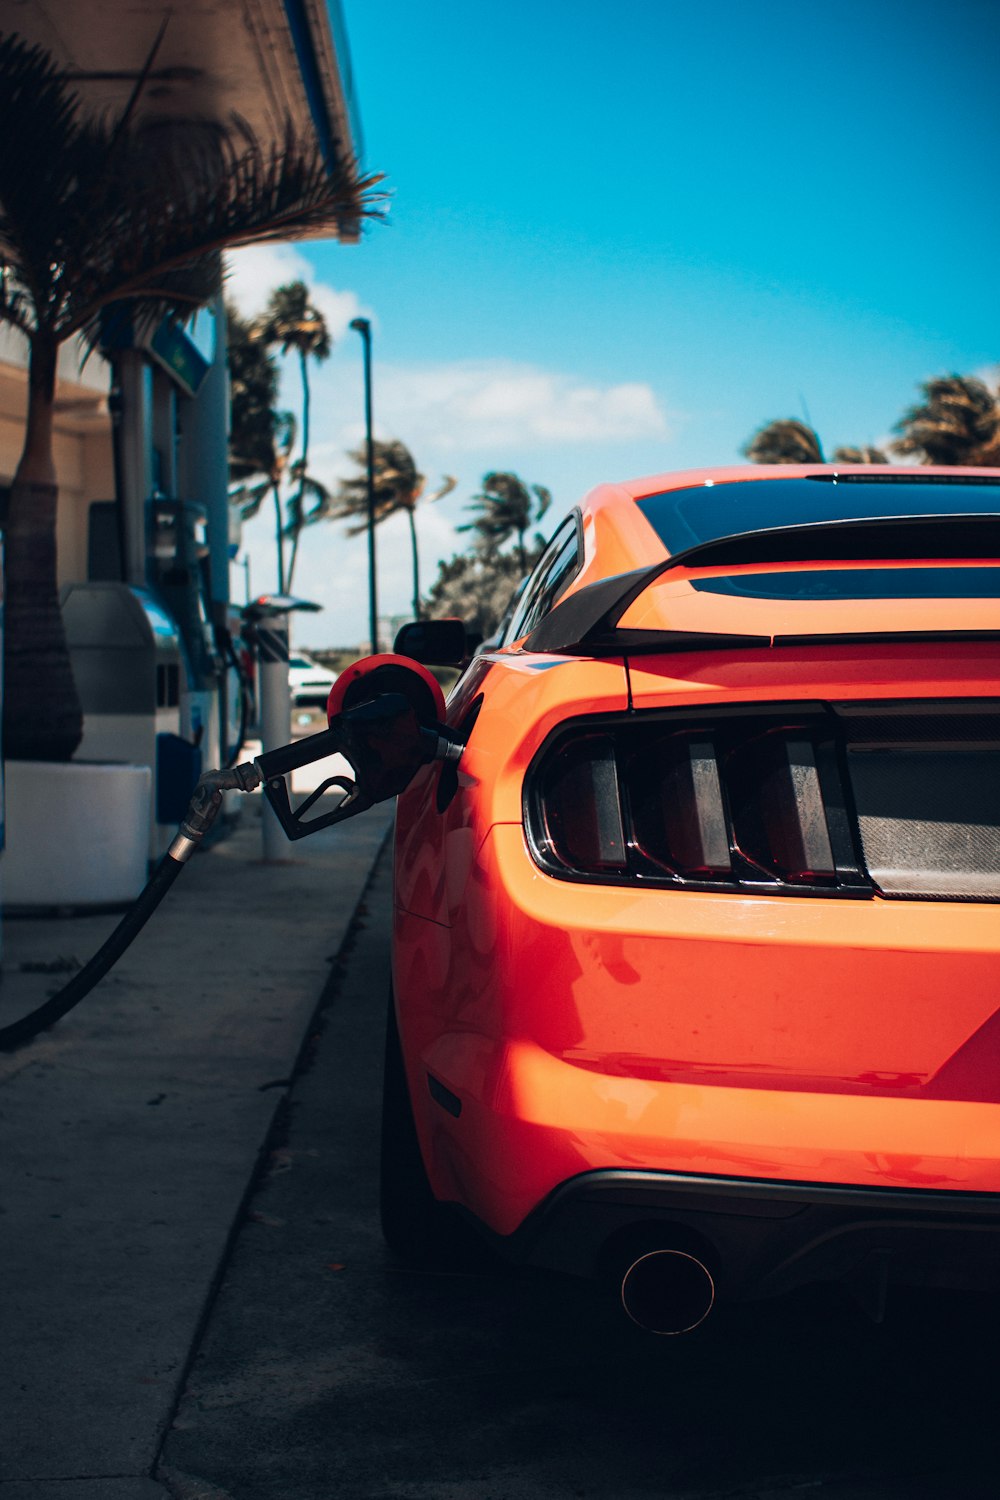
[287,652,338,711]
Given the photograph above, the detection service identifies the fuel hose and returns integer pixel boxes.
[0,687,459,1052]
[0,853,186,1051]
[0,760,262,1052]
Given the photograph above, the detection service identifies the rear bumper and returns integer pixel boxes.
[396,823,1000,1249]
[478,1169,1000,1302]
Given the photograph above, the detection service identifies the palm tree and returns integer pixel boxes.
[459,471,552,573]
[252,282,331,591]
[830,444,888,464]
[425,542,544,640]
[744,421,891,467]
[329,439,456,618]
[742,419,825,465]
[226,304,297,591]
[891,374,1000,466]
[282,459,337,587]
[0,31,382,761]
[228,412,298,590]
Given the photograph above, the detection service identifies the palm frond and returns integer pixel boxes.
[0,33,386,346]
[742,419,825,465]
[426,475,458,504]
[228,476,272,522]
[283,464,333,532]
[890,374,1000,465]
[831,444,889,464]
[458,471,553,571]
[253,280,332,361]
[331,438,428,529]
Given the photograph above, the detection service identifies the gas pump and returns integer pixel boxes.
[149,497,224,758]
[240,593,323,860]
[0,650,465,1052]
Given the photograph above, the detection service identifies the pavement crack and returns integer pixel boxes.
[159,1466,237,1500]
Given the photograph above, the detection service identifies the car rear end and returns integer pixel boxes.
[393,470,1000,1318]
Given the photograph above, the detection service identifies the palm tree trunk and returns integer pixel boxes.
[516,525,526,576]
[407,507,421,619]
[4,336,84,760]
[287,347,311,594]
[272,481,286,593]
[287,522,301,593]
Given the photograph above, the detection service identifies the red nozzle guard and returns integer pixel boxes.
[326,654,447,729]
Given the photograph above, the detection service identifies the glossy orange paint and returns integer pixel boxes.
[394,653,629,925]
[391,466,1000,1247]
[525,461,1000,641]
[395,814,1000,1234]
[627,639,1000,710]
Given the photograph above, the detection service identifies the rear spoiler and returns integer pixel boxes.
[523,513,1000,656]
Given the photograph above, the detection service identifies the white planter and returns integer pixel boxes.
[3,760,152,909]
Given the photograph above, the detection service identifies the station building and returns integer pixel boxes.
[0,0,364,898]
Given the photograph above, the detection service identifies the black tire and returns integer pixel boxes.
[380,992,477,1265]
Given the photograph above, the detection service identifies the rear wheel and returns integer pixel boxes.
[380,992,480,1266]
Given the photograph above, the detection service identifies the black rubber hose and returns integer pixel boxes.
[0,853,186,1052]
[220,630,253,769]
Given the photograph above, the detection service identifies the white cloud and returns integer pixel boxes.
[223,244,368,339]
[224,244,311,315]
[306,283,368,342]
[224,257,669,453]
[225,264,675,646]
[237,478,462,651]
[374,360,669,450]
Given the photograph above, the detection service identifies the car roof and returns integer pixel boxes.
[526,464,1000,652]
[575,462,1000,574]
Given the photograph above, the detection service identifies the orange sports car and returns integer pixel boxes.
[381,464,1000,1332]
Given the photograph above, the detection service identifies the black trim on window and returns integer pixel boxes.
[502,510,584,646]
[523,512,1000,655]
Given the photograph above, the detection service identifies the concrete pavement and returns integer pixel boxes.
[4,780,999,1500]
[0,795,392,1496]
[159,850,1000,1500]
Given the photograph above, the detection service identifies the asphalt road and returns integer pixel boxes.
[159,851,1000,1500]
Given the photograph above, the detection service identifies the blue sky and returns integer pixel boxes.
[229,0,1000,647]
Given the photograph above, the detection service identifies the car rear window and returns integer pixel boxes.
[637,476,1000,557]
[693,567,1000,600]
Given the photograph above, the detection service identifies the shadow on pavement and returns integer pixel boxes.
[160,851,999,1500]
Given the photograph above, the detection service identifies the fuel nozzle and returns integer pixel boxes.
[168,761,264,862]
[255,689,462,843]
[170,655,461,851]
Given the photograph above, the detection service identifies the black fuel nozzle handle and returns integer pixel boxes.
[255,693,461,842]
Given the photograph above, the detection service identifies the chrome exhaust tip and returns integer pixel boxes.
[620,1248,716,1335]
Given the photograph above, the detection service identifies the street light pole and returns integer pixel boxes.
[350,317,378,652]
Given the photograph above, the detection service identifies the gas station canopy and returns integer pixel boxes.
[10,0,364,238]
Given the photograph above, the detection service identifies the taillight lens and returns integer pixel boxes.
[528,702,1000,900]
[726,732,837,885]
[628,735,731,878]
[541,734,626,873]
[527,706,868,898]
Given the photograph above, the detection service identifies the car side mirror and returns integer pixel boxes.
[393,618,468,666]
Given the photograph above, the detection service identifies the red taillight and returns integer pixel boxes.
[726,732,836,885]
[541,735,626,873]
[527,706,868,898]
[627,735,731,878]
[528,701,1000,901]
